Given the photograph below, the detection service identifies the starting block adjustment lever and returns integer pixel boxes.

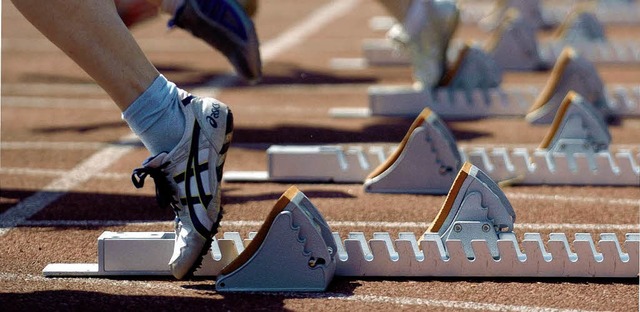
[215,186,336,292]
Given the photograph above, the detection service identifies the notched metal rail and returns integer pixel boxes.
[341,84,640,119]
[42,231,640,278]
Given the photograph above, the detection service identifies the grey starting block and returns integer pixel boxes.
[358,5,640,70]
[44,186,337,292]
[462,0,640,26]
[216,186,336,292]
[42,165,640,278]
[225,104,639,189]
[426,162,516,259]
[357,36,640,68]
[332,43,640,120]
[363,109,460,194]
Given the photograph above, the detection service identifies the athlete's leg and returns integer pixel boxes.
[11,0,158,111]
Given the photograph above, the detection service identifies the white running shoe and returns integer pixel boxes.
[131,94,233,279]
[389,0,459,88]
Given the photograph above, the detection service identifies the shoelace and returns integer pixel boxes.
[131,162,176,210]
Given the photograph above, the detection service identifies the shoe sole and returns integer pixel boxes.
[175,0,261,82]
[182,108,234,279]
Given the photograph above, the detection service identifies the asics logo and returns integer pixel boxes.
[173,123,214,237]
[206,103,221,128]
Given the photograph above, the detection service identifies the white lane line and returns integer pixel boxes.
[1,141,117,150]
[0,135,137,236]
[1,96,115,109]
[505,192,640,207]
[0,167,130,180]
[2,83,105,96]
[18,219,640,232]
[259,0,361,61]
[0,1,366,237]
[2,165,639,208]
[0,272,596,312]
[327,294,592,312]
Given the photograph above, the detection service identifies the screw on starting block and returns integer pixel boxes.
[215,186,336,292]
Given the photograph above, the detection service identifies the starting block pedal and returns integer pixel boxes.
[554,4,606,43]
[216,186,336,292]
[526,47,609,124]
[425,162,516,259]
[227,104,639,188]
[363,109,461,194]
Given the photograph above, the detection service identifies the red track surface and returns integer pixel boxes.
[1,1,639,311]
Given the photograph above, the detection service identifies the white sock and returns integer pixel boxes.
[122,75,186,155]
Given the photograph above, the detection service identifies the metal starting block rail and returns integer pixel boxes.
[359,38,640,67]
[41,231,640,279]
[329,83,640,119]
[43,166,640,280]
[458,2,640,26]
[226,105,640,191]
[223,144,640,188]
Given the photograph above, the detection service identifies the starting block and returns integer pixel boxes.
[363,109,461,194]
[526,47,608,124]
[358,5,639,69]
[425,162,516,259]
[333,44,640,120]
[215,186,337,292]
[461,0,640,26]
[44,186,338,292]
[43,164,640,279]
[226,103,639,189]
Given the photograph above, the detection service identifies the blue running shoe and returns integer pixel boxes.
[171,0,262,83]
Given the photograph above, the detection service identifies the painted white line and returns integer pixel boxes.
[1,141,116,150]
[3,164,639,207]
[0,272,597,312]
[0,134,138,236]
[0,1,366,237]
[1,96,115,109]
[504,192,640,207]
[18,219,640,232]
[259,0,361,61]
[326,294,593,312]
[329,57,368,70]
[0,167,130,180]
[0,272,183,292]
[2,83,105,96]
